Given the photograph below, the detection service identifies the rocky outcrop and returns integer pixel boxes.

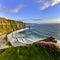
[35,37,58,51]
[42,37,57,43]
[35,41,56,50]
[0,17,25,35]
[38,37,57,43]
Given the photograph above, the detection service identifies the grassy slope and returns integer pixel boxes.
[0,44,60,60]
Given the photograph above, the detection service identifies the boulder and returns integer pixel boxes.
[41,37,57,43]
[35,37,58,51]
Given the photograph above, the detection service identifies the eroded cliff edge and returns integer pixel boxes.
[0,17,25,35]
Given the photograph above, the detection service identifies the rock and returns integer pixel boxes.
[41,37,57,43]
[35,37,58,51]
[35,41,57,51]
[38,37,57,43]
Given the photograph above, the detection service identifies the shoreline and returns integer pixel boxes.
[7,28,60,47]
[0,28,60,49]
[7,28,32,46]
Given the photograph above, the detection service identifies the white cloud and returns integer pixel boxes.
[0,4,25,13]
[51,0,60,6]
[24,18,60,24]
[39,0,60,10]
[9,4,25,13]
[40,1,50,10]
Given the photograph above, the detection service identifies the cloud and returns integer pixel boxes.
[0,4,25,13]
[40,1,50,10]
[9,4,25,13]
[51,0,60,6]
[24,18,60,24]
[38,0,60,10]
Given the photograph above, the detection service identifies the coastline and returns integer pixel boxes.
[0,27,60,49]
[7,28,33,47]
[7,28,60,48]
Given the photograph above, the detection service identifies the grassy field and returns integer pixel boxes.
[0,44,60,60]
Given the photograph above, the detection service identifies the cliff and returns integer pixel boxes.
[35,37,60,50]
[0,17,25,35]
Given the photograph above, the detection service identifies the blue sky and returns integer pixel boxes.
[0,0,60,23]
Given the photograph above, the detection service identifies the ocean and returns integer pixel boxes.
[17,23,60,44]
[27,23,60,40]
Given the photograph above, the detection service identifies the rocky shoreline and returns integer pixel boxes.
[0,17,25,49]
[0,29,60,49]
[35,37,60,49]
[0,17,60,50]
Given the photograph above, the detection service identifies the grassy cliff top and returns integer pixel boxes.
[0,43,60,60]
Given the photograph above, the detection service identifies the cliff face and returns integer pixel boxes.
[0,17,25,35]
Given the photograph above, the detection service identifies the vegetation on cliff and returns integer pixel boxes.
[0,17,25,35]
[0,17,25,48]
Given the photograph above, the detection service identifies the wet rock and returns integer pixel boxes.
[39,37,57,43]
[42,37,57,43]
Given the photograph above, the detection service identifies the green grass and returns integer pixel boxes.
[0,44,60,60]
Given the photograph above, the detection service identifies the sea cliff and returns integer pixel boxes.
[0,17,25,35]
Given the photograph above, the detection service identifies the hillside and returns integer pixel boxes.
[0,17,25,49]
[0,44,60,60]
[0,17,25,35]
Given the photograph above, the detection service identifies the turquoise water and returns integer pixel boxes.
[16,24,60,43]
[28,24,60,40]
[16,29,46,42]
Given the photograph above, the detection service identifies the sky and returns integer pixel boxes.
[0,0,60,23]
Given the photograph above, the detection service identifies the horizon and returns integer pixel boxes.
[0,0,60,23]
[0,17,60,24]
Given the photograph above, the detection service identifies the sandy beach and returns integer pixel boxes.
[7,28,33,47]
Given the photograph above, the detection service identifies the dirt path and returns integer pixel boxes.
[0,34,9,49]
